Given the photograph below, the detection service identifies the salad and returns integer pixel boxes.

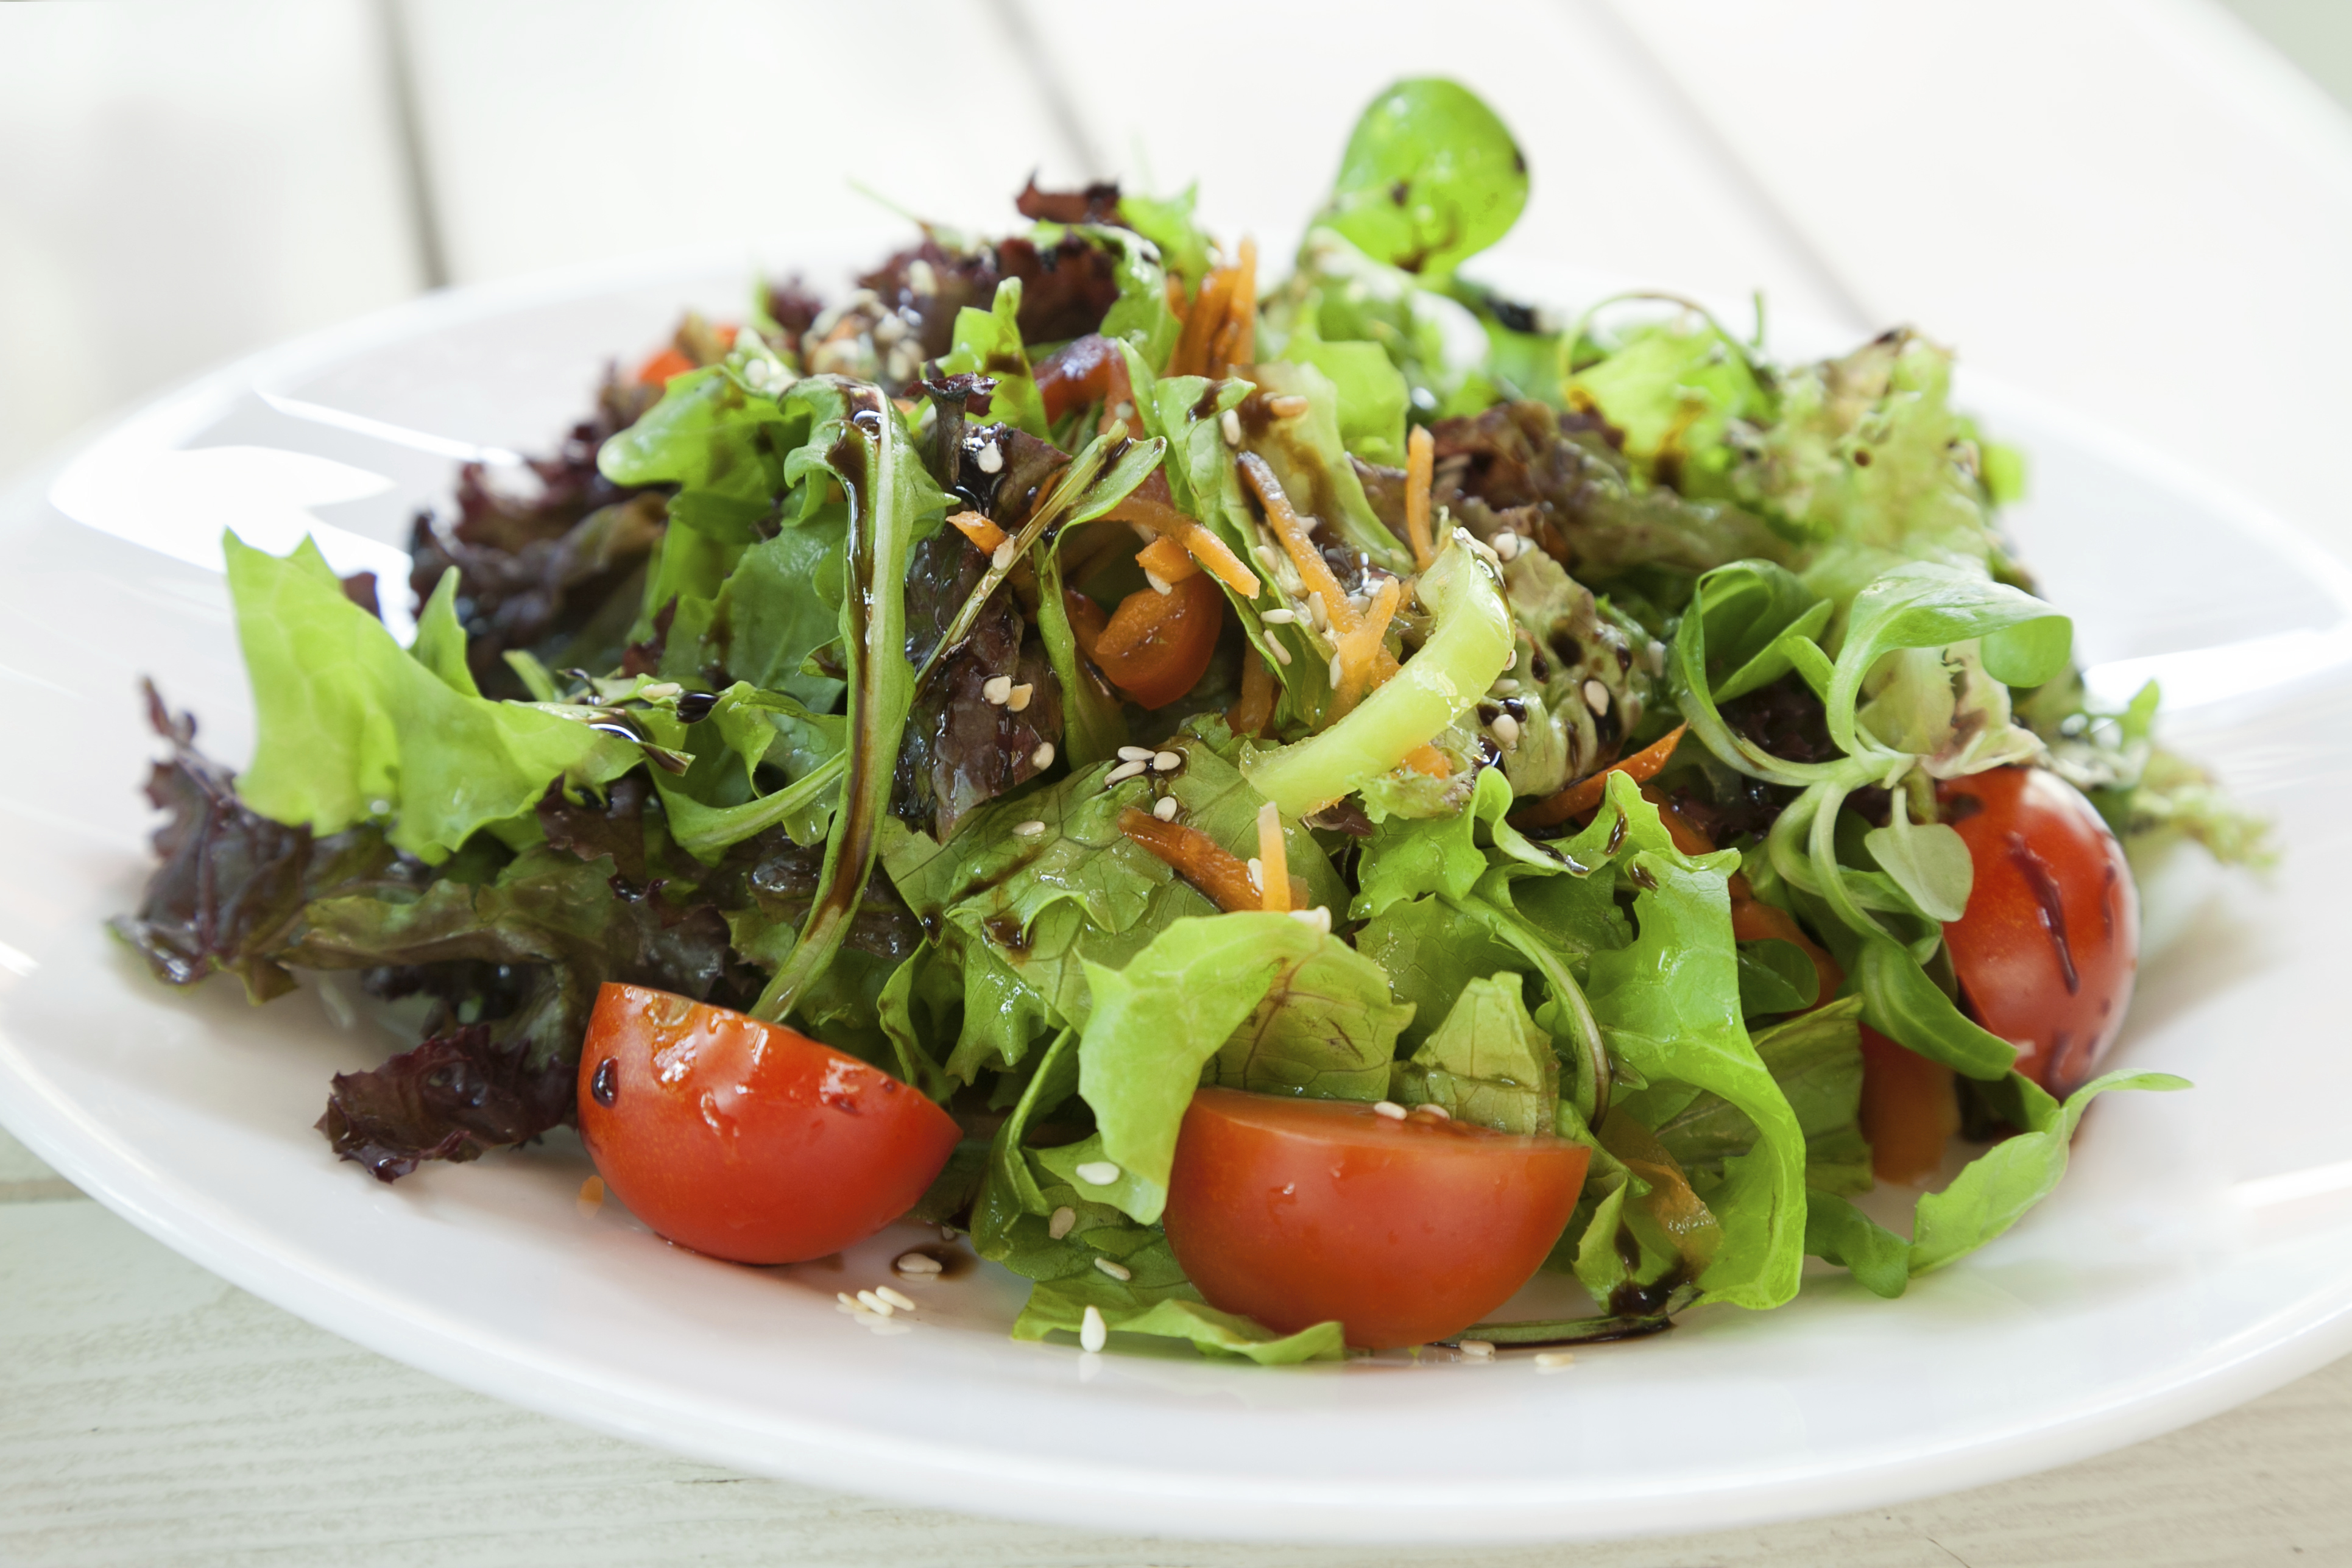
[114,80,2261,1361]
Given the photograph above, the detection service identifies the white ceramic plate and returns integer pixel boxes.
[5,242,2352,1545]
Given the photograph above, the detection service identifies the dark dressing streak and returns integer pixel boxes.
[2005,830,2080,995]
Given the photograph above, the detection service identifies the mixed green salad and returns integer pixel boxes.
[116,81,2259,1360]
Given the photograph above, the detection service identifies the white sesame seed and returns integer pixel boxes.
[1247,857,1264,889]
[1094,1257,1132,1282]
[982,674,1013,705]
[1031,741,1056,769]
[991,539,1017,571]
[1266,640,1293,667]
[894,1252,943,1275]
[875,1284,916,1312]
[941,1223,959,1241]
[1491,713,1521,748]
[1536,1351,1577,1370]
[1104,760,1147,785]
[1153,796,1180,821]
[1075,1160,1121,1186]
[1506,647,1519,670]
[837,1291,860,1309]
[1494,677,1520,693]
[1220,409,1243,447]
[1144,569,1174,596]
[1414,1101,1453,1120]
[907,258,939,295]
[1266,394,1310,418]
[639,680,682,699]
[1647,640,1669,677]
[1260,607,1297,624]
[1006,682,1034,712]
[1492,529,1521,561]
[1151,750,1181,772]
[1289,906,1332,934]
[1118,745,1155,762]
[1048,1205,1077,1238]
[1584,679,1609,715]
[976,440,1003,475]
[1080,1304,1108,1352]
[1012,819,1047,838]
[1329,654,1346,687]
[1458,1338,1495,1360]
[1372,1100,1407,1120]
[872,313,906,347]
[856,1289,895,1318]
[1308,593,1329,629]
[1112,400,1135,420]
[1254,545,1286,574]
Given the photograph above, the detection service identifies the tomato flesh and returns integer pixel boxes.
[1937,766,2139,1096]
[1089,572,1224,709]
[576,983,961,1264]
[1163,1087,1588,1348]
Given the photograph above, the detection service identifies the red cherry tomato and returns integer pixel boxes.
[1086,572,1225,709]
[1858,1023,1958,1185]
[635,345,695,386]
[576,983,960,1264]
[1937,766,2139,1096]
[1162,1088,1589,1349]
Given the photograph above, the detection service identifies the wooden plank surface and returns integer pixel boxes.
[3,1126,2348,1567]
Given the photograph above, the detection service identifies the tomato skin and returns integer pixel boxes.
[576,983,961,1265]
[1162,1088,1589,1348]
[1090,572,1224,709]
[1937,766,2139,1096]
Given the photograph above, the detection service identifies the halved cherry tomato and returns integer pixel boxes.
[1937,766,2139,1096]
[1162,1087,1589,1348]
[1084,572,1224,709]
[576,983,960,1264]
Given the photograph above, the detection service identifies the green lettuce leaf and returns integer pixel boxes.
[225,534,640,862]
[1011,1238,1346,1363]
[1388,972,1557,1134]
[1210,936,1413,1101]
[1321,78,1527,279]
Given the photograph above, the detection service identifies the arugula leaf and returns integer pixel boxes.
[1909,1068,2190,1273]
[1736,938,1821,1016]
[752,379,945,1022]
[1803,1190,1911,1298]
[225,534,640,862]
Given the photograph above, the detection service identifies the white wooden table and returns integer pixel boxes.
[7,2,2352,1561]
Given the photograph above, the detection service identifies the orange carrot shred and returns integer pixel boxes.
[1255,801,1290,913]
[948,509,1008,555]
[1510,724,1688,829]
[1404,743,1452,778]
[1118,808,1260,913]
[1134,534,1199,585]
[1229,645,1277,737]
[1405,425,1436,570]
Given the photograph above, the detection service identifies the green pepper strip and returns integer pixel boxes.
[1242,534,1513,816]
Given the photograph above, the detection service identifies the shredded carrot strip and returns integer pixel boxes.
[1255,801,1291,913]
[1404,425,1436,571]
[1229,645,1276,737]
[948,509,1008,555]
[1327,576,1402,720]
[1404,743,1451,778]
[1118,808,1259,913]
[1134,534,1200,585]
[1213,238,1257,373]
[1170,264,1236,379]
[1106,481,1261,596]
[1238,453,1355,635]
[1510,724,1688,829]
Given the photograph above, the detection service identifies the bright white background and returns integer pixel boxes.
[5,2,2352,1563]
